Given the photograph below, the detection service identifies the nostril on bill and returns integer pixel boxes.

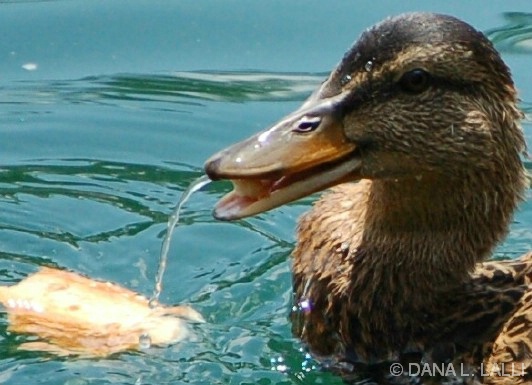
[293,116,321,133]
[204,157,223,180]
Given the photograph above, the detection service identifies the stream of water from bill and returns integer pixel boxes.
[148,174,211,308]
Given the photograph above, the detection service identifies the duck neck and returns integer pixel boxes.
[357,167,523,298]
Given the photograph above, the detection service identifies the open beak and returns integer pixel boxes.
[204,93,361,220]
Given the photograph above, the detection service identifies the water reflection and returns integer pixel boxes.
[0,72,324,112]
[0,160,207,244]
[0,156,306,384]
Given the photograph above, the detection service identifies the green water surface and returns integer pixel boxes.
[0,1,531,384]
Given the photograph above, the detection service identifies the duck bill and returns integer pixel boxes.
[204,96,360,220]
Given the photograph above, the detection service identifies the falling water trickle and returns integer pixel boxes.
[149,174,211,308]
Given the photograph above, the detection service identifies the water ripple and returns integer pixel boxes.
[487,12,532,53]
[0,71,325,113]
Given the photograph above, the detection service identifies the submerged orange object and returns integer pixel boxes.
[0,267,204,357]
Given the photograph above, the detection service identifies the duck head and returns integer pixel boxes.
[204,12,525,220]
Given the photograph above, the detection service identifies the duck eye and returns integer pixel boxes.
[399,69,431,94]
[293,116,321,133]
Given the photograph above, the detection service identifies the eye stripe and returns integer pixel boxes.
[337,74,477,115]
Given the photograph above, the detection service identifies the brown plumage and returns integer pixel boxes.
[205,13,531,384]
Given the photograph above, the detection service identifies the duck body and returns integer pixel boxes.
[205,13,531,384]
[293,181,532,384]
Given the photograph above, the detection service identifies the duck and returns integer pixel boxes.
[204,12,531,384]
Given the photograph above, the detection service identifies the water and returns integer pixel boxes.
[150,175,211,307]
[0,1,531,385]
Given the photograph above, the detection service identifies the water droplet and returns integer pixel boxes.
[148,298,159,309]
[297,298,312,313]
[340,74,352,86]
[139,333,152,350]
[270,356,288,373]
[364,60,374,72]
[300,299,310,309]
[340,242,349,252]
[22,62,38,71]
[300,350,318,373]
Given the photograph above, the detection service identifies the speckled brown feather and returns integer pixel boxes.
[481,255,532,385]
[289,13,530,385]
[293,186,531,384]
